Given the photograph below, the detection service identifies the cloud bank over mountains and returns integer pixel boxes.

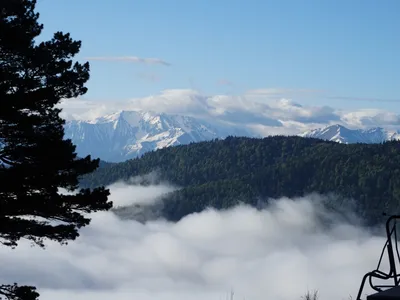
[59,89,400,136]
[0,181,384,300]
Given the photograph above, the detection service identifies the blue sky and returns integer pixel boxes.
[36,0,400,111]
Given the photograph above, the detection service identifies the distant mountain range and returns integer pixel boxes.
[64,110,251,162]
[64,111,400,162]
[300,124,400,144]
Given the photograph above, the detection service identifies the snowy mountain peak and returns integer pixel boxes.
[64,110,250,162]
[88,110,148,125]
[64,110,400,163]
[300,124,400,144]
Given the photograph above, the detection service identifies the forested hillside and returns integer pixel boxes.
[81,136,400,224]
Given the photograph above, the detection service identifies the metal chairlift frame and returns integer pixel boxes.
[356,215,400,300]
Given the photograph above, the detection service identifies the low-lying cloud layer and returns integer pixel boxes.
[58,89,400,136]
[0,182,390,300]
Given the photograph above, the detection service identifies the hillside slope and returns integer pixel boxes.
[81,136,400,224]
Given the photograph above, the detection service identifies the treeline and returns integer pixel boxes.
[81,136,400,224]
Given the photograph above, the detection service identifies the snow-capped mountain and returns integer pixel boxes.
[300,124,400,144]
[64,110,252,162]
[64,108,400,163]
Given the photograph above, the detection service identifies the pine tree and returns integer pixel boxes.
[0,0,112,299]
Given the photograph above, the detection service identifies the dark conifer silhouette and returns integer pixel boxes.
[0,0,112,298]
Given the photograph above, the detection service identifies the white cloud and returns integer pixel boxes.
[248,120,320,136]
[59,98,118,121]
[85,56,171,66]
[107,175,178,208]
[340,109,400,129]
[127,89,212,116]
[58,89,400,136]
[0,183,386,300]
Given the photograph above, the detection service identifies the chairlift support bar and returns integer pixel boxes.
[357,215,400,300]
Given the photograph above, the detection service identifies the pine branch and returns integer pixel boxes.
[0,284,39,300]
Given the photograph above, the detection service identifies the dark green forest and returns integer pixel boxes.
[81,136,400,224]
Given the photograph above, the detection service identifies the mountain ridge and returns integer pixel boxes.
[300,124,400,143]
[64,110,252,162]
[79,135,400,226]
[64,110,400,162]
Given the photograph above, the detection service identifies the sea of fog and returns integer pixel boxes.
[0,178,391,300]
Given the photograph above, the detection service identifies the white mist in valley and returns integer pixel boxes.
[0,180,388,300]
